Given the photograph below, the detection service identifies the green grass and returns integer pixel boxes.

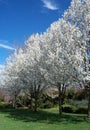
[0,107,90,130]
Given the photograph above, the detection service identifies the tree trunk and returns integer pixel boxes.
[58,82,62,115]
[30,94,33,109]
[34,86,38,112]
[34,96,38,112]
[88,82,90,119]
[34,85,41,112]
[86,82,90,119]
[88,88,90,119]
[13,92,17,109]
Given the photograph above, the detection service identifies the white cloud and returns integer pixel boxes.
[41,0,59,10]
[0,43,15,50]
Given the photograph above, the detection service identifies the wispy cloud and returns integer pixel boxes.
[0,43,15,50]
[41,0,59,10]
[0,0,8,5]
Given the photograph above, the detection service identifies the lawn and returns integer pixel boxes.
[0,107,90,130]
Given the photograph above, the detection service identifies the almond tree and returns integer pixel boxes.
[64,0,90,118]
[41,19,84,115]
[23,33,47,111]
[2,48,25,108]
[2,34,47,111]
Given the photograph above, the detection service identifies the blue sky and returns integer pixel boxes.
[0,0,71,71]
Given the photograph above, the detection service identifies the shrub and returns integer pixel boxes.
[0,102,12,109]
[40,100,53,109]
[0,98,4,102]
[62,104,88,114]
[62,104,76,113]
[75,106,88,114]
[0,102,5,108]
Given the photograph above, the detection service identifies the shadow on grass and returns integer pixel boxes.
[0,108,88,124]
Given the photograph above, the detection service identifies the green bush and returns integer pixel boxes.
[0,102,5,108]
[75,106,88,114]
[62,104,76,113]
[39,100,53,109]
[0,98,4,102]
[0,102,13,109]
[44,101,53,108]
[62,104,88,114]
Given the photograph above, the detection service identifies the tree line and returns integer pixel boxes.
[1,0,90,118]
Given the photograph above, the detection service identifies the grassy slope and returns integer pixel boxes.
[0,107,90,130]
